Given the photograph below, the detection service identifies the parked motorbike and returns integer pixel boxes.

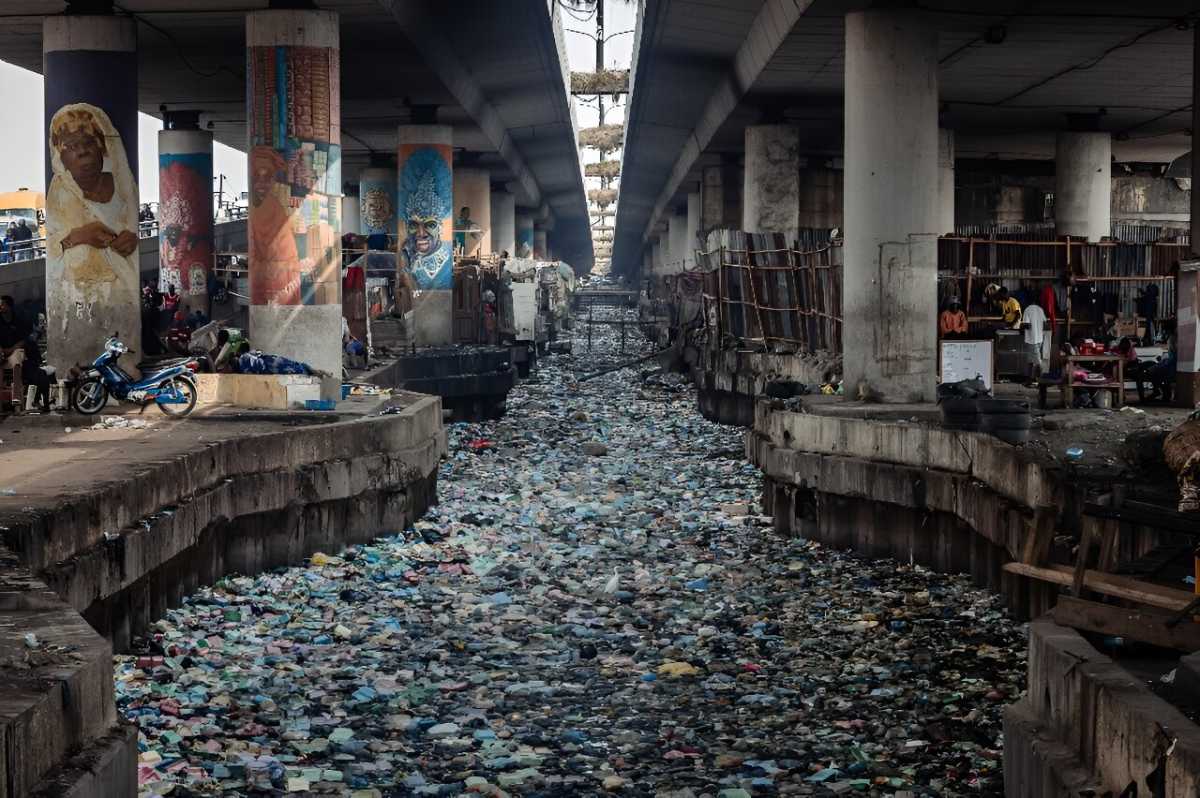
[70,336,198,417]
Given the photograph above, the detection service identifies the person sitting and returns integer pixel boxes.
[938,299,968,338]
[1143,321,1177,403]
[186,306,208,330]
[21,332,51,413]
[0,294,29,413]
[344,336,367,369]
[209,328,246,373]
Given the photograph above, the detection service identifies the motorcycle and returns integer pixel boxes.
[70,336,199,417]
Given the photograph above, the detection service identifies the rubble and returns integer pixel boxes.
[117,308,1025,797]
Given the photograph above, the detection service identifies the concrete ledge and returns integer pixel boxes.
[194,372,323,409]
[691,348,839,425]
[752,403,1058,509]
[748,404,1200,795]
[0,550,131,798]
[1,395,446,575]
[1011,619,1200,796]
[30,724,137,798]
[0,393,447,796]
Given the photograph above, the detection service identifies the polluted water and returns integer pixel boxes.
[117,306,1026,797]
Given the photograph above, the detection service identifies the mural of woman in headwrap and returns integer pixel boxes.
[398,147,452,291]
[46,104,139,296]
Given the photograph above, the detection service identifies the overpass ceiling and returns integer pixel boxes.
[754,0,1196,148]
[0,0,592,267]
[617,0,1200,272]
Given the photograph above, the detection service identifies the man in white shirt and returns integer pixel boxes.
[1022,302,1048,366]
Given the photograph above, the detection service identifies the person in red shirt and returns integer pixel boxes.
[939,298,968,338]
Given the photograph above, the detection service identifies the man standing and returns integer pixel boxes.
[0,296,29,413]
[16,219,32,260]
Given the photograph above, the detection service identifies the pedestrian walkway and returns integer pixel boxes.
[118,309,1025,797]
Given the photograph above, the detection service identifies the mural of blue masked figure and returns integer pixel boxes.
[398,148,452,291]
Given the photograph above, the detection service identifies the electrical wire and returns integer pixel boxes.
[115,3,241,81]
[995,21,1185,106]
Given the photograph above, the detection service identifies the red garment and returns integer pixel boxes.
[1040,284,1057,328]
[343,265,365,291]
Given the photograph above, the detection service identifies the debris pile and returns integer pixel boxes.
[118,309,1025,796]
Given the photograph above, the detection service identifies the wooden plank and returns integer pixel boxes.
[1003,562,1196,611]
[1097,520,1124,573]
[1073,521,1096,598]
[1021,508,1055,566]
[1052,596,1200,652]
[1084,500,1198,536]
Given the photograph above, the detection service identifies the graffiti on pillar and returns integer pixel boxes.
[247,45,342,306]
[359,178,396,247]
[45,104,140,305]
[398,145,453,291]
[158,152,213,298]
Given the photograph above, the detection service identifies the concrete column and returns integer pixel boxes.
[701,166,725,241]
[938,129,955,235]
[452,167,491,258]
[397,124,454,346]
[342,196,360,241]
[686,192,701,268]
[797,166,844,230]
[515,212,534,258]
[358,166,397,250]
[996,186,1025,224]
[1194,23,1200,252]
[652,236,664,274]
[246,9,342,397]
[43,15,139,373]
[490,190,516,257]
[158,128,214,309]
[1055,131,1111,241]
[743,125,800,235]
[844,8,940,402]
[1180,25,1200,406]
[533,225,548,260]
[668,211,687,275]
[701,163,744,242]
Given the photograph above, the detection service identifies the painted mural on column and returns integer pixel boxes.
[359,174,396,247]
[398,144,453,291]
[247,45,342,306]
[159,152,213,298]
[45,104,140,316]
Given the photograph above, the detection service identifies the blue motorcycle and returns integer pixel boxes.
[71,336,198,417]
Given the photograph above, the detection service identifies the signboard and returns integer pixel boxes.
[512,282,537,342]
[939,339,995,391]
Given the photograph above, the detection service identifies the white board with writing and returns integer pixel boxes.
[939,340,994,390]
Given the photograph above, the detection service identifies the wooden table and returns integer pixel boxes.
[1063,354,1125,408]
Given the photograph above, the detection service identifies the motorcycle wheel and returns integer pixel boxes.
[157,375,198,417]
[71,378,109,415]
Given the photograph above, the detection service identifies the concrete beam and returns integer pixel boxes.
[639,0,814,244]
[377,0,542,209]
